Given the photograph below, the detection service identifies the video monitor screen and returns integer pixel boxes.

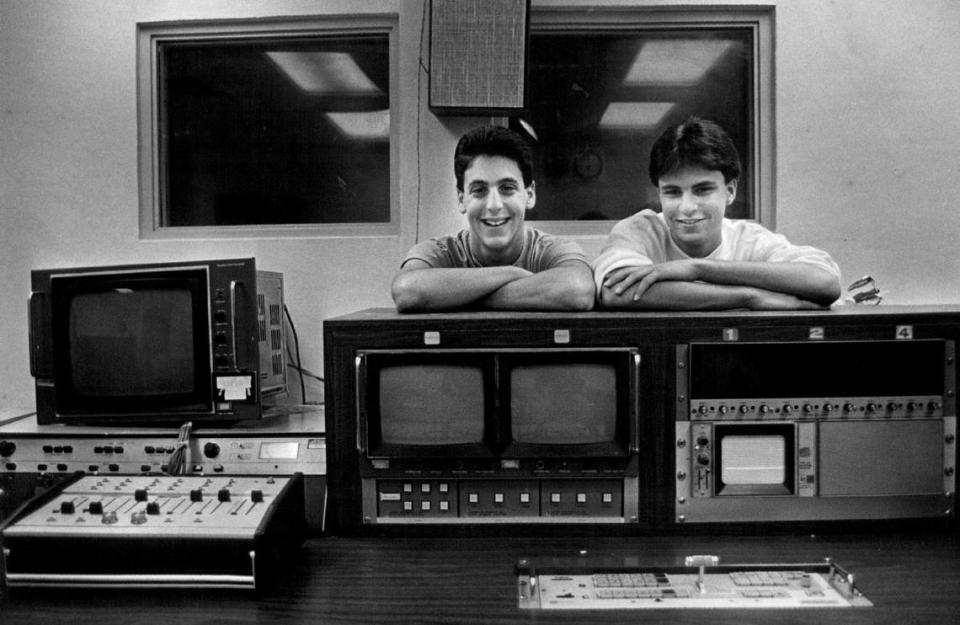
[714,423,795,495]
[69,288,197,397]
[378,365,485,445]
[719,435,785,485]
[510,363,617,445]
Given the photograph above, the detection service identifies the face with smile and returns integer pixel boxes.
[459,154,535,265]
[657,165,737,258]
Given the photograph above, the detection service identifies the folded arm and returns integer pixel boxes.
[391,260,533,312]
[600,259,839,310]
[481,259,595,311]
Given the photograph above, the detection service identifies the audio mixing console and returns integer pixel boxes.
[0,473,304,590]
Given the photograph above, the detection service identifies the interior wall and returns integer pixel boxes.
[1,0,959,411]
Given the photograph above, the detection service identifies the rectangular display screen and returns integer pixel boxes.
[714,423,795,495]
[510,364,617,445]
[720,435,785,484]
[378,365,485,445]
[690,341,945,399]
[69,288,196,397]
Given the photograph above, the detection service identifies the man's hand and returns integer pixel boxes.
[603,260,701,301]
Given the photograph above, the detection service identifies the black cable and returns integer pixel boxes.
[284,304,307,403]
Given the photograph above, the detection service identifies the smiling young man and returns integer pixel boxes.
[593,117,841,310]
[391,125,595,312]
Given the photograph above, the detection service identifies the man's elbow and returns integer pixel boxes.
[812,273,842,307]
[391,276,427,313]
[562,279,596,311]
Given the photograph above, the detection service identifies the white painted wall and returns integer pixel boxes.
[2,0,959,410]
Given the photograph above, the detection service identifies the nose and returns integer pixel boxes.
[679,191,698,213]
[485,189,504,211]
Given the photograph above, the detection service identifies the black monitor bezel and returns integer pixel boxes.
[498,350,636,459]
[50,269,212,415]
[359,351,499,459]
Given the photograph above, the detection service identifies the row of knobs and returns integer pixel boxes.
[696,401,941,415]
[0,441,224,458]
[57,488,265,516]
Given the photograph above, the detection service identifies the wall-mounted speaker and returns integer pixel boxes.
[429,0,530,115]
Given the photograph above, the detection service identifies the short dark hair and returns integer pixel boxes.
[454,125,534,192]
[648,117,741,186]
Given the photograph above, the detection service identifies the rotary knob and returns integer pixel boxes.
[203,442,221,459]
[0,440,16,457]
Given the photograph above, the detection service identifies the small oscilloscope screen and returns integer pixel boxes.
[720,435,786,485]
[69,288,197,397]
[510,363,618,445]
[378,365,486,445]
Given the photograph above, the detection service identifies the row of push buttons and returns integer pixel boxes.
[396,483,616,505]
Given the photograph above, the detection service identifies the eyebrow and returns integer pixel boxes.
[467,177,521,189]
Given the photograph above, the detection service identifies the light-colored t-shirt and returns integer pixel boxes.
[592,209,841,294]
[402,227,588,272]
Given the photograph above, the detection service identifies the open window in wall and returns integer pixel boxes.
[521,8,773,233]
[137,17,397,239]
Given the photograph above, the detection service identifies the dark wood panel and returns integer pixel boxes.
[1,532,958,624]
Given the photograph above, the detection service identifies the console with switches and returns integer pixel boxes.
[0,473,305,589]
[0,410,326,529]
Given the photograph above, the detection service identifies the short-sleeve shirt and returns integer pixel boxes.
[402,227,589,272]
[592,209,841,294]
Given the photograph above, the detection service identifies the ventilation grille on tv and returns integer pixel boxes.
[256,277,286,394]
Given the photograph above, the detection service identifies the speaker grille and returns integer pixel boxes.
[429,0,528,113]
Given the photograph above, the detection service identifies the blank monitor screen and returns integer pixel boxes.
[720,435,786,485]
[69,288,196,397]
[378,365,485,445]
[510,364,617,445]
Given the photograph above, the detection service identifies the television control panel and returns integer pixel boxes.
[517,557,872,609]
[325,306,960,533]
[1,473,304,589]
[0,410,326,529]
[363,477,636,524]
[675,340,957,523]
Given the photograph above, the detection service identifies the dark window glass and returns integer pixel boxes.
[524,29,754,221]
[158,36,390,226]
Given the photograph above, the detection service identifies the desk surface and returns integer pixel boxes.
[1,530,958,624]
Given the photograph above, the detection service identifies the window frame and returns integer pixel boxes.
[522,5,775,235]
[136,15,400,240]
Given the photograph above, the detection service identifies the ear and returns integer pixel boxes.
[526,181,536,210]
[725,178,738,205]
[457,191,466,214]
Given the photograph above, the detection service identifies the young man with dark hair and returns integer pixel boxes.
[594,117,841,310]
[392,124,595,312]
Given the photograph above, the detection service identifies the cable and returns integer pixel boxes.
[415,0,428,243]
[165,421,193,475]
[284,304,307,403]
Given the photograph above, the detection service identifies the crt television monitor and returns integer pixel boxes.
[30,258,283,425]
[358,351,498,458]
[500,350,638,458]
